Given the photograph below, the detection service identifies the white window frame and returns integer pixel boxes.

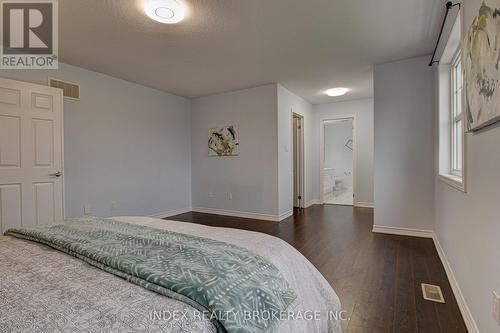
[450,49,463,177]
[438,9,466,192]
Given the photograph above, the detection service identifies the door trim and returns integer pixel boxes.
[292,113,305,208]
[58,83,65,218]
[319,115,357,206]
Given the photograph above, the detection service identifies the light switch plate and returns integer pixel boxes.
[493,291,500,326]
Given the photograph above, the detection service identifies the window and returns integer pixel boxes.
[438,10,465,191]
[450,51,463,177]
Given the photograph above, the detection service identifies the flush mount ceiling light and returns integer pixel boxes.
[145,0,186,24]
[325,87,349,97]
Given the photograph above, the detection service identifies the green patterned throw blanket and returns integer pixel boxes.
[5,217,297,333]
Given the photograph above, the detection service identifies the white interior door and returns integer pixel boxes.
[0,77,64,232]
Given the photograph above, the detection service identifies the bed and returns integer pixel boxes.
[0,216,342,333]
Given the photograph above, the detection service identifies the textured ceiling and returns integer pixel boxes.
[59,0,444,104]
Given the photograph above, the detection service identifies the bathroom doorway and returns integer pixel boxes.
[320,117,355,206]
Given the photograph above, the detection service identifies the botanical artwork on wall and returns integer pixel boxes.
[208,125,239,156]
[464,0,500,131]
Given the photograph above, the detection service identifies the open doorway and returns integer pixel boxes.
[321,118,355,206]
[292,113,304,208]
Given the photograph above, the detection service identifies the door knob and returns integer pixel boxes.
[49,171,62,177]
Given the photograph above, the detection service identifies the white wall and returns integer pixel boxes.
[0,63,192,218]
[313,98,374,204]
[277,85,314,214]
[191,85,280,217]
[434,1,500,331]
[373,56,435,230]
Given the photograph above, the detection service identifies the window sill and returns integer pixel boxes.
[439,173,466,192]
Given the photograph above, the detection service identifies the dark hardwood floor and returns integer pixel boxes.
[169,204,467,333]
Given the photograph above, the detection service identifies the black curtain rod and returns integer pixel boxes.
[428,1,461,66]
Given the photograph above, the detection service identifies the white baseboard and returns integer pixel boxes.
[149,207,192,219]
[432,235,479,333]
[372,225,434,238]
[355,201,374,208]
[305,200,374,208]
[279,210,294,220]
[305,199,321,208]
[192,207,283,222]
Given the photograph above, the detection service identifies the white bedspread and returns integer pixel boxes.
[0,216,342,333]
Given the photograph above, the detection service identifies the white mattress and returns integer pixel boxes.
[0,216,342,333]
